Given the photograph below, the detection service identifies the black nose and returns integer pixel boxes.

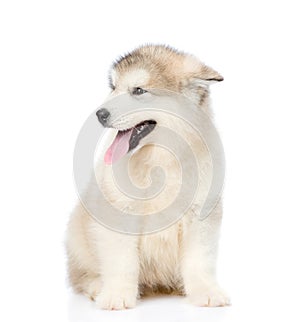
[96,108,110,126]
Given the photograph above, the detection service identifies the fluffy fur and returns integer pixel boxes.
[66,45,229,310]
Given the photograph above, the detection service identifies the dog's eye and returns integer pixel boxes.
[132,87,147,95]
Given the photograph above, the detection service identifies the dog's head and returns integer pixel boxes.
[96,45,223,164]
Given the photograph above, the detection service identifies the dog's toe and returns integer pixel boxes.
[187,285,230,307]
[95,288,137,310]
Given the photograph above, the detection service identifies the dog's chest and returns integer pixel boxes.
[138,223,182,288]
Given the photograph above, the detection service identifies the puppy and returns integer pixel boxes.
[66,45,229,310]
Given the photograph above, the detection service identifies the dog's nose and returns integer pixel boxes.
[96,108,110,126]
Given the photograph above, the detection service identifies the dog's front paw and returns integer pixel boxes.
[95,287,137,310]
[187,284,230,307]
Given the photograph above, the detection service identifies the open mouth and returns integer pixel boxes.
[104,120,156,165]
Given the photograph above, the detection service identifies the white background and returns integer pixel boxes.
[1,1,300,321]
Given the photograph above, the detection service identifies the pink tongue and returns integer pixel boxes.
[104,129,133,165]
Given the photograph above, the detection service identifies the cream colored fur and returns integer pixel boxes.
[66,45,229,310]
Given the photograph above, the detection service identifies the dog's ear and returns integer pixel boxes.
[188,67,223,86]
[181,56,223,104]
[182,55,223,85]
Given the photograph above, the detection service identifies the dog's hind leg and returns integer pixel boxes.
[68,266,102,300]
[66,204,102,300]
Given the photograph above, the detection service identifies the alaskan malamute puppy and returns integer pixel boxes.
[66,45,229,310]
